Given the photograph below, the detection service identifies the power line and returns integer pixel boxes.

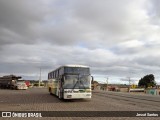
[120,77,138,85]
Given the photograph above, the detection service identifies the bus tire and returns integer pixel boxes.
[15,86,18,90]
[49,88,52,95]
[58,94,61,99]
[58,92,63,99]
[58,92,61,99]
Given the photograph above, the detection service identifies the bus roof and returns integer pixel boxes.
[48,64,89,74]
[63,64,89,68]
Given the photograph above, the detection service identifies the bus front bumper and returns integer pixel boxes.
[63,93,91,99]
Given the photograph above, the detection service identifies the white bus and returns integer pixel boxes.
[48,65,93,99]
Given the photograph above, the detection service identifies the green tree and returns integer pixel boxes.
[138,74,156,88]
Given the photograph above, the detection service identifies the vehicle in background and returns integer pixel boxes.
[14,80,28,90]
[25,81,31,87]
[48,65,93,99]
[0,75,28,90]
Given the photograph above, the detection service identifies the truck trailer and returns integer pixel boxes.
[0,75,28,90]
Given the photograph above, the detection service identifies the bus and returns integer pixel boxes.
[48,65,93,99]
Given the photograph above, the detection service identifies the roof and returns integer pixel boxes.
[63,64,89,68]
[0,74,21,79]
[49,64,89,74]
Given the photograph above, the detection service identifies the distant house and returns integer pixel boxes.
[91,80,99,90]
[91,80,131,92]
[107,84,130,92]
[23,80,48,87]
[98,84,130,92]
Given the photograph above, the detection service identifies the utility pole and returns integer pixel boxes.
[120,77,137,92]
[121,77,132,86]
[39,68,41,87]
[128,77,131,86]
[106,77,109,91]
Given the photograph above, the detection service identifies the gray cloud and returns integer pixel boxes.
[0,0,160,83]
[0,0,50,46]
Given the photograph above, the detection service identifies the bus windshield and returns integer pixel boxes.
[63,75,90,89]
[64,67,90,75]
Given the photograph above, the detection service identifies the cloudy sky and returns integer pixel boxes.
[0,0,160,84]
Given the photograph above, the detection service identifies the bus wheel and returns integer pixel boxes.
[58,92,61,99]
[58,94,61,99]
[58,92,63,99]
[49,88,52,95]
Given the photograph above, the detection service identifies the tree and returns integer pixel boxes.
[138,74,156,88]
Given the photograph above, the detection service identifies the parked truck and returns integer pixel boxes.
[0,75,28,90]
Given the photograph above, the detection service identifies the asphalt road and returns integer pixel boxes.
[0,88,159,120]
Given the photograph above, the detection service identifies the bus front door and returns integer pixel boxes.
[59,78,64,99]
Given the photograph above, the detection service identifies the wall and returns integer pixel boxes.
[145,89,160,95]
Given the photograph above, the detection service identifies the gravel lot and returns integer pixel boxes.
[0,88,159,120]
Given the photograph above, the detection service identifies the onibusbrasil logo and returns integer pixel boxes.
[1,112,42,117]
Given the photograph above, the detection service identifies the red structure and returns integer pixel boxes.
[25,81,30,87]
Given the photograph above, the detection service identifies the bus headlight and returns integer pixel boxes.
[67,95,72,98]
[64,90,72,93]
[86,94,91,96]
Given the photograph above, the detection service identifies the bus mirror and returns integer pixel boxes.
[91,76,94,83]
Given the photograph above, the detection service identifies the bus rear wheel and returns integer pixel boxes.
[58,92,63,99]
[49,88,52,95]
